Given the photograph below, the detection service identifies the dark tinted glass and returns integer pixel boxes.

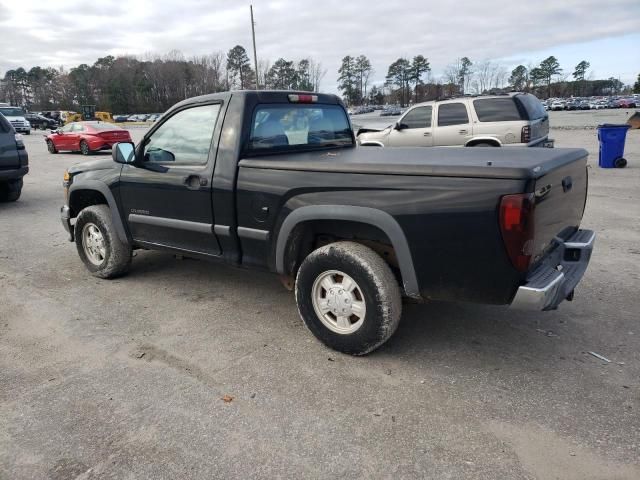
[437,103,469,126]
[0,107,24,116]
[515,94,547,120]
[401,106,432,129]
[473,98,523,122]
[249,104,353,153]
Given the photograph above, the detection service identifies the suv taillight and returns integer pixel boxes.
[14,133,25,149]
[499,193,535,272]
[521,125,531,143]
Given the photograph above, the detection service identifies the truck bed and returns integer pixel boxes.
[240,147,588,180]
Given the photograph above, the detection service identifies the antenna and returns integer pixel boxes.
[250,5,260,90]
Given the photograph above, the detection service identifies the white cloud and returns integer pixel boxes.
[0,0,638,89]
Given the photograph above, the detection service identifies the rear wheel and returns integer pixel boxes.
[80,140,91,155]
[295,241,402,355]
[75,205,132,278]
[46,139,58,154]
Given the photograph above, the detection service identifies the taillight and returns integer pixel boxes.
[288,94,318,103]
[499,193,535,272]
[521,125,531,143]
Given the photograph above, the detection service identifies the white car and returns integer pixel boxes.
[0,106,31,135]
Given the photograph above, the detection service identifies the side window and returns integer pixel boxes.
[72,123,84,132]
[400,106,432,129]
[144,104,221,165]
[437,103,469,127]
[61,123,74,133]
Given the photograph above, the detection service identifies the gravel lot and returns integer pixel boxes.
[1,111,639,479]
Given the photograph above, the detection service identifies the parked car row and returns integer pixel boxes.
[545,95,638,111]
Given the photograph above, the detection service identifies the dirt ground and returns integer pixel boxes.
[1,113,639,479]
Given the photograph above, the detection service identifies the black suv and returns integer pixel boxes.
[0,112,28,202]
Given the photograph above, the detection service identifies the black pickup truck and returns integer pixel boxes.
[60,91,594,354]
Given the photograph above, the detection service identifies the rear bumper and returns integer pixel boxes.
[510,229,595,311]
[0,166,29,180]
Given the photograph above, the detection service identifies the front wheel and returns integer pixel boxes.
[75,205,132,278]
[46,139,58,154]
[295,241,402,355]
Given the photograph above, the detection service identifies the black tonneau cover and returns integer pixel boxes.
[240,147,588,180]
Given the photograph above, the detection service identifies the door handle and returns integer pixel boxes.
[184,175,207,189]
[459,129,468,135]
[423,132,431,137]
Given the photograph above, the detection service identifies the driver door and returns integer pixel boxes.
[118,102,223,256]
[388,106,434,147]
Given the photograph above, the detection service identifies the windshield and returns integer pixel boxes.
[248,104,353,154]
[0,107,25,117]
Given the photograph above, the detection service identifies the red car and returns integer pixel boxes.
[45,121,132,155]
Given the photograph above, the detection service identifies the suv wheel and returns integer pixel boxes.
[75,205,132,278]
[295,241,402,355]
[0,178,23,202]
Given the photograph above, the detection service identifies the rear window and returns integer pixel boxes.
[515,94,547,120]
[248,104,353,153]
[473,98,523,122]
[88,122,124,130]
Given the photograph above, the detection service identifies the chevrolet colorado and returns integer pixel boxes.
[60,91,594,354]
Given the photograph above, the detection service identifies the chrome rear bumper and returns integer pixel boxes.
[511,229,595,311]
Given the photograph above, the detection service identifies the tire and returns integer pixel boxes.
[0,178,22,202]
[75,205,132,278]
[46,139,58,154]
[24,131,30,135]
[80,140,91,155]
[615,158,627,168]
[295,241,402,355]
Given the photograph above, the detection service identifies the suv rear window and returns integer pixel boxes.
[248,104,353,153]
[515,94,547,120]
[473,98,523,122]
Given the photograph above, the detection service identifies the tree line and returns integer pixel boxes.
[2,46,637,112]
[0,45,326,113]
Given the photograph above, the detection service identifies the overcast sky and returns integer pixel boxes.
[1,0,638,91]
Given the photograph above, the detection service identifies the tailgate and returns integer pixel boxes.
[530,152,588,265]
[530,115,549,141]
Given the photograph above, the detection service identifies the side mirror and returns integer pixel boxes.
[394,122,408,131]
[112,142,136,164]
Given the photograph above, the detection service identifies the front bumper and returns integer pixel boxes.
[61,205,74,241]
[510,229,595,311]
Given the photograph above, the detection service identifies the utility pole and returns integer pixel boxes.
[250,5,259,90]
